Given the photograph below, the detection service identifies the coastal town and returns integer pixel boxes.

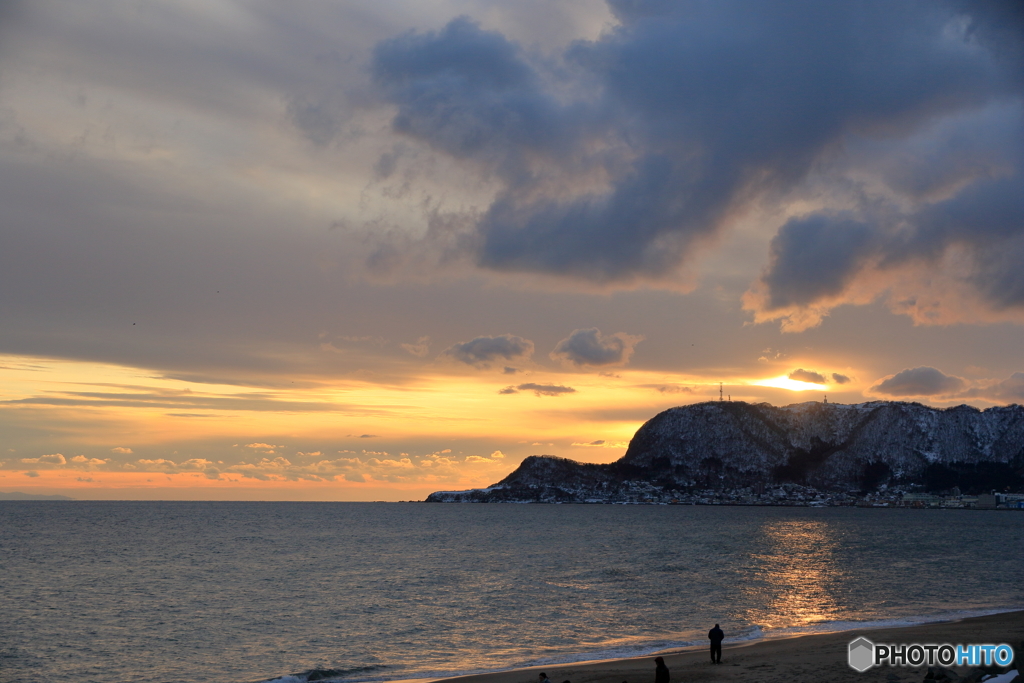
[427,482,1024,508]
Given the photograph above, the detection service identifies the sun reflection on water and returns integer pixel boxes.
[744,519,846,631]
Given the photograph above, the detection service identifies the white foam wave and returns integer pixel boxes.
[743,607,1023,642]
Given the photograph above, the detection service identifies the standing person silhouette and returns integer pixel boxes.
[539,673,551,683]
[654,656,669,683]
[708,624,724,664]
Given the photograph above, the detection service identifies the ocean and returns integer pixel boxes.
[1,502,1020,683]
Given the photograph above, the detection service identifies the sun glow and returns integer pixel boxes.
[752,376,828,392]
[3,350,862,499]
[0,353,722,498]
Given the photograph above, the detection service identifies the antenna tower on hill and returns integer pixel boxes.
[720,382,723,401]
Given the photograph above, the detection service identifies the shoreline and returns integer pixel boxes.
[412,611,1024,683]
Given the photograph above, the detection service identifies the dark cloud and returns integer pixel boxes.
[372,17,567,176]
[441,334,534,367]
[759,214,881,309]
[502,366,518,374]
[868,367,1024,403]
[502,383,576,396]
[952,0,1024,86]
[832,373,851,384]
[550,328,643,367]
[788,368,826,384]
[870,366,967,397]
[911,172,1024,308]
[979,372,1024,401]
[476,155,709,281]
[944,371,1024,402]
[642,384,693,394]
[754,158,1024,322]
[749,99,1024,324]
[287,98,343,147]
[0,0,27,57]
[371,2,1016,288]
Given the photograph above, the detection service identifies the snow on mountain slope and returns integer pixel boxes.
[426,401,1024,502]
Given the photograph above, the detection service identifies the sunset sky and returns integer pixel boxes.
[2,0,1022,500]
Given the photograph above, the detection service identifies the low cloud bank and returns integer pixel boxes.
[869,366,1024,402]
[551,328,643,367]
[442,334,534,367]
[499,383,577,396]
[789,368,827,385]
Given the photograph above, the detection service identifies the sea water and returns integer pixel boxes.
[0,502,1021,683]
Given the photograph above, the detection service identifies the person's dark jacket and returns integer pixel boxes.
[709,626,724,644]
[654,658,669,683]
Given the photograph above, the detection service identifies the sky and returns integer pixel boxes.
[1,0,1022,500]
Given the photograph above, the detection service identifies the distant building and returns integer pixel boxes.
[997,493,1024,508]
[976,493,998,509]
[902,492,941,507]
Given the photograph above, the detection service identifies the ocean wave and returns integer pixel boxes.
[744,607,1024,642]
[260,665,387,683]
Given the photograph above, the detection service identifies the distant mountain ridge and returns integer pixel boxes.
[0,491,74,501]
[426,400,1024,502]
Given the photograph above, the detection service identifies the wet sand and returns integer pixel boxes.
[439,611,1024,683]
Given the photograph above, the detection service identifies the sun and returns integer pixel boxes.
[752,376,828,392]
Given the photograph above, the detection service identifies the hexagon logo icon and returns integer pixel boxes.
[848,637,875,672]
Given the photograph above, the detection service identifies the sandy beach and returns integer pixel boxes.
[438,612,1024,683]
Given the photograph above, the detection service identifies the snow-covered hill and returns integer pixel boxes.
[426,400,1024,502]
